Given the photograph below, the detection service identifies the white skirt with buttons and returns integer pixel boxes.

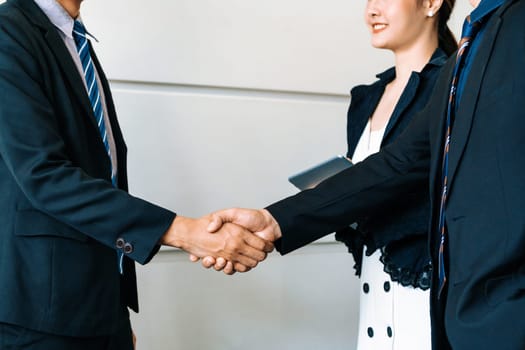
[356,248,431,350]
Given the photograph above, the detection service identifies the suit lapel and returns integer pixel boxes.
[428,57,455,231]
[447,16,502,191]
[14,0,99,133]
[89,43,126,150]
[44,32,99,132]
[383,72,419,141]
[347,84,384,156]
[89,43,129,189]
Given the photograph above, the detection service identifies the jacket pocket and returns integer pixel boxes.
[15,209,89,243]
[484,271,525,307]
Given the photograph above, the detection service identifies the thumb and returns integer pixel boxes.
[207,214,224,233]
[207,208,262,232]
[207,208,240,232]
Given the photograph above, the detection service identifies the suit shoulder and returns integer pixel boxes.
[0,1,26,25]
[500,0,525,22]
[0,3,39,58]
[510,0,525,11]
[0,4,44,85]
[0,1,35,39]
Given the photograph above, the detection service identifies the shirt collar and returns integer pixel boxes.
[33,0,76,39]
[32,0,97,41]
[375,48,447,83]
[470,0,509,23]
[425,48,448,68]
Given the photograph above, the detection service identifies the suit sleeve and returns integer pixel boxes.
[0,18,175,264]
[267,102,433,255]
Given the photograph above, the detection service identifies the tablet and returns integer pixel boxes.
[288,155,353,190]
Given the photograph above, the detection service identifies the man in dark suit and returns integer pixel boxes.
[207,0,525,348]
[0,0,272,348]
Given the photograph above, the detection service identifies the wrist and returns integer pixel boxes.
[161,215,189,249]
[261,209,282,240]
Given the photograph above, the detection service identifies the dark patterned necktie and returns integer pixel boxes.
[437,15,482,297]
[72,20,117,187]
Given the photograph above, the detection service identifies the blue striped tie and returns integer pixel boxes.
[72,20,117,187]
[73,21,123,273]
[437,16,481,298]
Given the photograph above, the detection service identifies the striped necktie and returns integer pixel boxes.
[72,20,117,186]
[437,16,482,297]
[73,21,124,273]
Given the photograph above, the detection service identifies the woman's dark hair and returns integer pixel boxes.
[438,0,458,56]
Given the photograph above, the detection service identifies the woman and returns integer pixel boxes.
[192,0,457,348]
[334,0,457,348]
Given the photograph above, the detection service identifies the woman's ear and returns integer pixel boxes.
[424,0,444,17]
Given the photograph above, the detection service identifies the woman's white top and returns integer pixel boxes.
[351,119,431,350]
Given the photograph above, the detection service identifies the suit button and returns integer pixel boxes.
[367,327,374,338]
[363,283,370,294]
[387,326,393,338]
[384,281,391,292]
[116,238,125,249]
[123,242,134,254]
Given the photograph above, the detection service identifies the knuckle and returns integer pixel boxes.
[225,237,240,249]
[236,264,248,272]
[254,240,265,251]
[228,241,242,254]
[246,259,257,268]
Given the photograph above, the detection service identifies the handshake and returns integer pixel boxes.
[160,208,282,275]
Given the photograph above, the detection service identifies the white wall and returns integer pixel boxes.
[8,0,472,348]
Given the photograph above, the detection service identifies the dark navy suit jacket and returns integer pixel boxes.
[0,0,175,336]
[268,1,525,348]
[336,50,447,290]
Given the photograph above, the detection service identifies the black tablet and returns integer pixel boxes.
[288,155,353,190]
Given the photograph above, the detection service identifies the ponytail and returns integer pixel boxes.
[437,0,458,56]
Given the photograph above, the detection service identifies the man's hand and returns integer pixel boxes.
[189,208,282,274]
[161,214,273,270]
[208,208,282,242]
